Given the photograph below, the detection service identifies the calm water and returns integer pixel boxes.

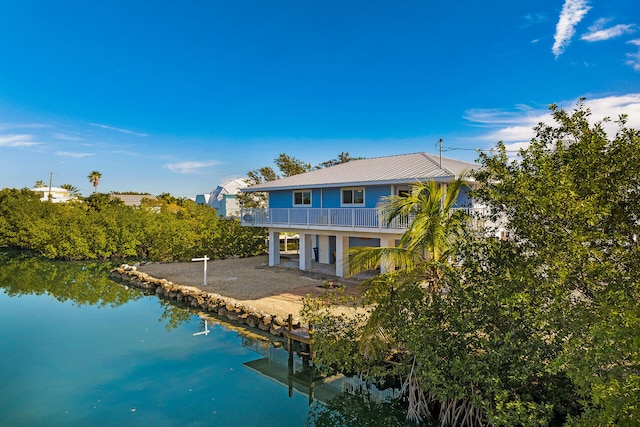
[0,251,407,427]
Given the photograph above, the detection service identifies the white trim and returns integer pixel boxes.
[340,187,365,207]
[292,189,312,206]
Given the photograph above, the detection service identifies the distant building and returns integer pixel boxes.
[110,194,156,207]
[208,178,247,217]
[194,194,211,206]
[30,186,72,203]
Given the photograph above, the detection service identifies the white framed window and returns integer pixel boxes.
[341,188,364,206]
[293,190,311,206]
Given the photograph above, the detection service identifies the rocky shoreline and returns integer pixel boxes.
[110,264,304,339]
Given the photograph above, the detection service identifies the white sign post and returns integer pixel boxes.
[191,255,209,286]
[193,320,210,336]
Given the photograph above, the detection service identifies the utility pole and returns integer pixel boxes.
[437,139,443,167]
[48,172,53,202]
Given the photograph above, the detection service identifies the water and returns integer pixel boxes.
[0,251,408,426]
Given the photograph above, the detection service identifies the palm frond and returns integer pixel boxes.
[347,245,425,276]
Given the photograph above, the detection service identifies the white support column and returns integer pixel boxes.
[335,234,349,277]
[318,235,330,264]
[299,233,313,272]
[269,230,280,267]
[379,236,396,274]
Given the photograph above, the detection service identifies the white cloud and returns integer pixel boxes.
[52,132,83,141]
[464,105,548,143]
[581,22,636,42]
[164,160,220,174]
[465,94,640,147]
[55,151,95,158]
[553,0,591,57]
[585,94,640,129]
[89,122,149,137]
[521,13,547,28]
[502,142,531,153]
[0,134,40,147]
[626,39,640,71]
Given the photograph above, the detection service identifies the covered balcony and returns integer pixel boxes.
[240,207,484,232]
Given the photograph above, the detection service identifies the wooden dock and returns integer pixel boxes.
[284,314,314,364]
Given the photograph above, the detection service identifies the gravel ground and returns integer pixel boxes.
[137,255,363,319]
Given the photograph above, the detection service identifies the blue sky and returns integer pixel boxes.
[1,0,639,197]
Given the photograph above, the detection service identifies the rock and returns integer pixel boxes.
[246,315,260,328]
[270,325,283,337]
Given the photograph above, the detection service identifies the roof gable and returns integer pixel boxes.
[243,152,477,192]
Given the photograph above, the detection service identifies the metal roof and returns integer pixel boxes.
[242,152,478,192]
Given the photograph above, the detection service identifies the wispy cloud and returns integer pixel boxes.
[89,122,149,137]
[0,134,41,147]
[55,151,95,158]
[164,160,220,174]
[626,39,640,71]
[521,12,548,28]
[465,94,640,149]
[0,122,50,131]
[553,0,591,58]
[581,19,636,42]
[52,132,83,141]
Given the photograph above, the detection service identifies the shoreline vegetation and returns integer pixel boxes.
[0,191,267,261]
[1,104,639,425]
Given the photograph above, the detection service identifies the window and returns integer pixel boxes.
[293,190,311,206]
[396,185,411,198]
[342,188,364,205]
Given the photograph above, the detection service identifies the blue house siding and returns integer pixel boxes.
[268,185,392,209]
[453,185,472,208]
[321,188,341,208]
[268,184,471,209]
[365,185,391,208]
[269,190,293,209]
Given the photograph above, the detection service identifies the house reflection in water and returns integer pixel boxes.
[240,335,400,406]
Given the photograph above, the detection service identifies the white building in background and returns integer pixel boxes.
[207,178,247,217]
[30,186,72,203]
[194,194,211,206]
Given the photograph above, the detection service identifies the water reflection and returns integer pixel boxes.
[0,249,140,307]
[237,328,408,426]
[0,249,410,426]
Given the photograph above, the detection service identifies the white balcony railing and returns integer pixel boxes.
[240,207,484,231]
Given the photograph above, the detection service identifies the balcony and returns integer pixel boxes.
[240,207,484,232]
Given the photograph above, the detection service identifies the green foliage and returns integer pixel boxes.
[301,293,380,376]
[274,153,312,177]
[306,102,640,426]
[474,101,640,425]
[307,391,408,427]
[316,152,363,169]
[0,249,140,307]
[0,188,267,261]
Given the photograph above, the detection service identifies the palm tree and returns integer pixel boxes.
[88,171,102,193]
[346,177,469,356]
[34,180,46,188]
[60,183,82,198]
[348,176,468,292]
[346,176,470,422]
